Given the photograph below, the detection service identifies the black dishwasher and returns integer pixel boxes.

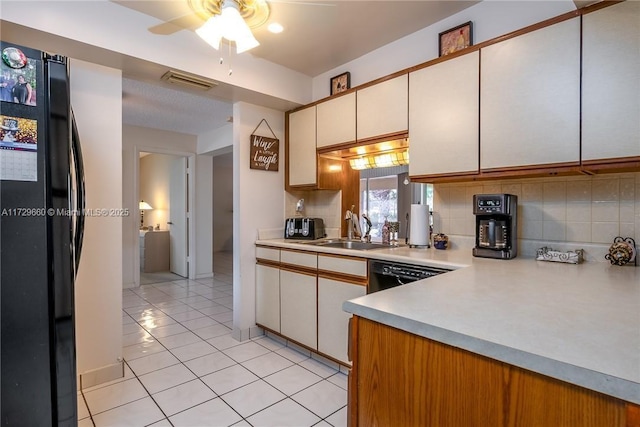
[368,260,450,293]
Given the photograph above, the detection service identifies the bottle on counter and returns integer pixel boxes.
[429,210,434,246]
[381,217,390,245]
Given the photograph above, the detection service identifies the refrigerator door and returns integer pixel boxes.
[45,51,78,427]
[70,112,85,272]
[0,43,78,426]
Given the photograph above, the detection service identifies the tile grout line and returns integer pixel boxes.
[104,273,347,426]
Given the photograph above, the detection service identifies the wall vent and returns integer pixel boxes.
[161,70,218,91]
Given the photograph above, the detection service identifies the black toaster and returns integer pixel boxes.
[284,217,325,240]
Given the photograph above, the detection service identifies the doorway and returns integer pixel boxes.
[212,151,233,282]
[138,151,188,285]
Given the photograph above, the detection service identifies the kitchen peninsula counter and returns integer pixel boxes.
[256,238,640,406]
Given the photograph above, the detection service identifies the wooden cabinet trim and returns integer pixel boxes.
[316,132,408,156]
[256,259,280,268]
[582,156,640,170]
[355,131,409,148]
[412,162,640,184]
[279,264,317,277]
[347,316,360,427]
[317,271,367,286]
[480,162,582,176]
[280,247,317,256]
[317,252,367,262]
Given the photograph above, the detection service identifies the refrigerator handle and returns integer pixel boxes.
[71,113,85,272]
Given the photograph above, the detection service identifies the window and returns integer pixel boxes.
[358,166,433,241]
[360,175,398,238]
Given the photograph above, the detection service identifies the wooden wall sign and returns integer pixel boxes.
[250,119,279,171]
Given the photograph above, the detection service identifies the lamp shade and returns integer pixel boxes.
[195,0,260,54]
[139,200,153,210]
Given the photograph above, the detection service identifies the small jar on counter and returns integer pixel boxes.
[381,218,390,245]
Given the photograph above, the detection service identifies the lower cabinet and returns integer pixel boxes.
[255,262,280,333]
[348,316,639,427]
[280,268,317,350]
[255,245,368,366]
[318,276,366,365]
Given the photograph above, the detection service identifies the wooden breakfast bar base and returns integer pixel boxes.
[347,317,640,427]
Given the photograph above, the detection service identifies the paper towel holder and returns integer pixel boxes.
[408,203,431,249]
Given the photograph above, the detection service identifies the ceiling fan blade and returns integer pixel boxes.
[148,14,205,35]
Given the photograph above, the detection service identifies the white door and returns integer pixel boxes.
[169,156,188,277]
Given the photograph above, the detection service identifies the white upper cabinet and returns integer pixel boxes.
[480,18,581,170]
[288,106,317,186]
[357,74,408,141]
[316,93,356,149]
[409,51,479,177]
[582,2,640,161]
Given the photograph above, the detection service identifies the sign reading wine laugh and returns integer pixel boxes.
[249,119,279,172]
[250,135,279,171]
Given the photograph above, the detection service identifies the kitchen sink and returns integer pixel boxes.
[305,239,391,250]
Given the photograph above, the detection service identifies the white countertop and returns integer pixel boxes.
[256,238,640,404]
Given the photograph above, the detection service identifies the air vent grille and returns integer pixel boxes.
[161,70,218,91]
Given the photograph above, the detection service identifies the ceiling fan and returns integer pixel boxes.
[159,0,271,53]
[140,0,268,53]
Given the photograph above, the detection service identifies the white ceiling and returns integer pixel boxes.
[112,0,480,77]
[113,0,481,135]
[122,77,233,135]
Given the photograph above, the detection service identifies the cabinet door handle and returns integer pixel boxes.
[167,221,173,225]
[347,317,353,362]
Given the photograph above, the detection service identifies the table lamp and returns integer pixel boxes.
[139,200,153,229]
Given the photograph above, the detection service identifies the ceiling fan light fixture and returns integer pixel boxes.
[196,0,260,53]
[196,16,223,50]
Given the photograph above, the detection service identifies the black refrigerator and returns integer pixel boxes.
[0,42,85,426]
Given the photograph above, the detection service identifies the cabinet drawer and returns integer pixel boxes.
[281,250,317,269]
[256,246,280,262]
[318,255,367,279]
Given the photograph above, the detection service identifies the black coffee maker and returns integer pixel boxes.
[472,194,518,260]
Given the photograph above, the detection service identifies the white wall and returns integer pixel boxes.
[195,154,213,279]
[312,1,576,100]
[70,59,123,380]
[213,153,234,252]
[198,124,233,155]
[139,154,173,230]
[232,102,285,341]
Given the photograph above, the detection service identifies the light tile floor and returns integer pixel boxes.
[78,256,347,427]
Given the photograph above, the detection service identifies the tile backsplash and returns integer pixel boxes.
[285,190,342,236]
[433,172,640,260]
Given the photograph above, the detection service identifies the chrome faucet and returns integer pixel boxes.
[361,213,372,243]
[345,205,361,240]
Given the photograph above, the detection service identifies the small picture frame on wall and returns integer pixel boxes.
[330,71,351,95]
[439,21,473,57]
